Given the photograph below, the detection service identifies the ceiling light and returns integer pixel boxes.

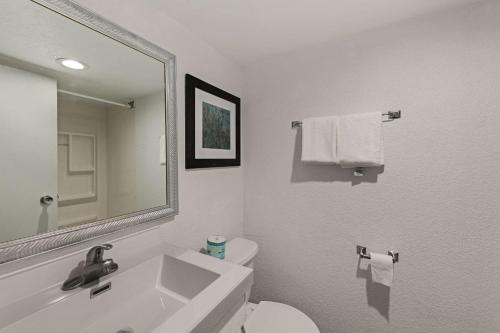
[56,58,87,70]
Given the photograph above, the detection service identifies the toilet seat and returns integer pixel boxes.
[243,301,319,333]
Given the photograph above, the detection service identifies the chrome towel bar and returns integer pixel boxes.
[291,110,401,128]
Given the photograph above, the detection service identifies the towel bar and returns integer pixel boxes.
[291,110,401,128]
[293,111,401,176]
[357,245,399,263]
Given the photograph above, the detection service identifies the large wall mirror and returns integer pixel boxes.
[0,0,178,263]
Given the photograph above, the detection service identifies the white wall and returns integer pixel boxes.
[243,1,500,332]
[106,91,167,216]
[106,106,137,216]
[73,0,245,248]
[0,65,58,242]
[134,91,167,211]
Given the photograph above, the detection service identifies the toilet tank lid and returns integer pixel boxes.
[225,238,258,265]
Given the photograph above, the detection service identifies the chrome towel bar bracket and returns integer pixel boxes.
[357,245,399,263]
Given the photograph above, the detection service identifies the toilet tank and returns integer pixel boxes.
[225,238,259,268]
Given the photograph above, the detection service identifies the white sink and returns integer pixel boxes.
[0,244,253,333]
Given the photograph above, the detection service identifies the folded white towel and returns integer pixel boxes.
[301,116,339,164]
[337,112,384,168]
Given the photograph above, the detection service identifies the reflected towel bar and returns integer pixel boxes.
[357,245,399,263]
[291,110,401,128]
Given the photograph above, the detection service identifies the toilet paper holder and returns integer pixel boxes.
[357,245,399,263]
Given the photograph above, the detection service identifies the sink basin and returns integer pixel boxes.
[159,255,219,300]
[0,244,253,333]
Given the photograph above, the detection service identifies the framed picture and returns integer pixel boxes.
[185,74,241,168]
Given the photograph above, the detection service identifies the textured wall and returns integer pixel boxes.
[243,1,500,332]
[76,0,245,249]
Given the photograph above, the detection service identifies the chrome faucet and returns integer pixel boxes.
[62,244,119,291]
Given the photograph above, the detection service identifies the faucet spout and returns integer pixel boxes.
[62,244,118,291]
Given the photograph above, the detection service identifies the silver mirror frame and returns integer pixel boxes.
[0,0,178,264]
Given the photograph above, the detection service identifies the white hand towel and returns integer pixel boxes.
[370,252,393,287]
[301,116,338,164]
[337,112,384,168]
[160,134,166,165]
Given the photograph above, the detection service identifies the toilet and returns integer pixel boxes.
[224,238,320,333]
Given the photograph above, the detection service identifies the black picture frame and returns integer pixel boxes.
[185,74,241,169]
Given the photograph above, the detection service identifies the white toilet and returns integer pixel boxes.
[224,238,320,333]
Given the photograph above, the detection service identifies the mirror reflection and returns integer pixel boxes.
[0,1,168,243]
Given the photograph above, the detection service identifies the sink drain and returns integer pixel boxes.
[116,329,133,333]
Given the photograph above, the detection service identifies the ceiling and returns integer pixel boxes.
[149,0,481,65]
[0,1,164,103]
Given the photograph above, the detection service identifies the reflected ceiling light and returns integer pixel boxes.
[56,58,87,70]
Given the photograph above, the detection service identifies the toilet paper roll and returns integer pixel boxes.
[370,252,393,287]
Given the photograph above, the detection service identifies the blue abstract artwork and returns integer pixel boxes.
[202,102,231,150]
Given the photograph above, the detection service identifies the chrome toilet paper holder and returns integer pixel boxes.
[357,245,399,263]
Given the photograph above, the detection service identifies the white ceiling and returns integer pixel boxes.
[151,0,481,65]
[0,1,164,102]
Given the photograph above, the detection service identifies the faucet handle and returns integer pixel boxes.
[86,244,113,263]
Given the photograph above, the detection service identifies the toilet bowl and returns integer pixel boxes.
[224,238,319,333]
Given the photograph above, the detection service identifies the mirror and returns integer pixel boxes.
[0,0,177,261]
